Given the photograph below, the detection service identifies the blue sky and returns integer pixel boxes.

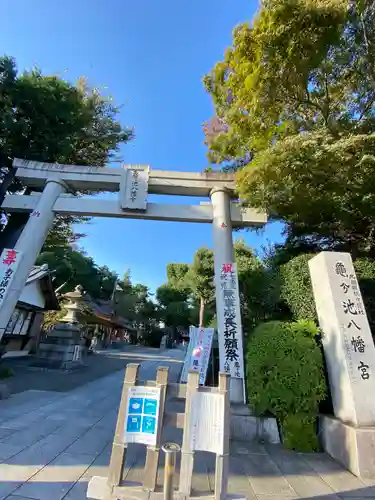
[1,0,284,292]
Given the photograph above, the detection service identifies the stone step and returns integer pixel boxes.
[230,404,280,444]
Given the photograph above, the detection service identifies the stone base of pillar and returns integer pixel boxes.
[230,404,280,444]
[32,323,84,371]
[321,415,375,478]
[229,377,245,403]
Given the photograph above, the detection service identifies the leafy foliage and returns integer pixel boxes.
[156,284,191,330]
[235,241,281,331]
[204,0,375,256]
[246,320,326,451]
[0,55,134,243]
[158,242,276,332]
[353,258,375,333]
[39,254,160,344]
[0,56,133,168]
[37,248,117,299]
[280,254,317,322]
[279,252,375,334]
[185,248,215,327]
[203,0,347,160]
[166,263,190,292]
[236,133,375,257]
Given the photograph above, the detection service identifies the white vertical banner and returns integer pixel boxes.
[0,249,23,309]
[120,165,149,211]
[180,326,214,385]
[190,326,205,376]
[180,326,197,383]
[190,326,214,385]
[200,327,214,384]
[217,263,245,379]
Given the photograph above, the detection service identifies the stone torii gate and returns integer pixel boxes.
[0,158,266,403]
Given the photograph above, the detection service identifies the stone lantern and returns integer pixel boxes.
[60,285,84,325]
[33,285,84,370]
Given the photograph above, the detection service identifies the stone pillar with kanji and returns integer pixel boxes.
[210,187,245,403]
[309,252,375,478]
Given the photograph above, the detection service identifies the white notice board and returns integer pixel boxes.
[123,386,161,446]
[189,391,225,455]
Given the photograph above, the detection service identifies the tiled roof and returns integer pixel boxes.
[82,294,135,330]
[26,264,50,284]
[19,264,59,310]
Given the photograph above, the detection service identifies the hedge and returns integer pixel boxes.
[353,258,375,334]
[246,320,326,451]
[279,253,317,321]
[280,254,375,333]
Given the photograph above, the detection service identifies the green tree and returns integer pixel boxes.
[36,247,118,299]
[234,241,281,332]
[204,0,375,256]
[166,263,190,293]
[156,284,191,335]
[42,216,89,252]
[0,56,134,245]
[186,248,215,327]
[113,277,160,344]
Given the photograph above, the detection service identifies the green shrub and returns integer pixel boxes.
[281,414,318,452]
[280,253,317,321]
[354,258,375,334]
[246,320,326,451]
[280,253,375,336]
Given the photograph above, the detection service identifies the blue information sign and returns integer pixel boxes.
[144,398,158,416]
[124,386,161,446]
[128,398,144,414]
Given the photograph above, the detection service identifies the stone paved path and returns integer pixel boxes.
[0,347,374,500]
[3,346,170,395]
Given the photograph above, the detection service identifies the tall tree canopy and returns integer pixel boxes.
[156,284,190,325]
[158,252,216,329]
[0,56,133,170]
[157,242,275,332]
[0,55,134,245]
[203,0,375,257]
[37,247,118,299]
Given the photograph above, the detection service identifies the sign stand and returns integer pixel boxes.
[144,367,169,490]
[179,371,230,500]
[179,371,199,496]
[102,363,169,497]
[107,363,139,488]
[87,366,237,500]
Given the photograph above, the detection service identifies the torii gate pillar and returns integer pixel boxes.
[210,187,244,403]
[0,178,68,339]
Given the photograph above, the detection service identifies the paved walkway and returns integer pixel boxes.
[3,346,172,395]
[0,348,374,500]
